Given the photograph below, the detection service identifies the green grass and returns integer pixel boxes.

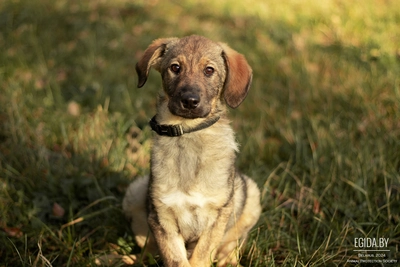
[1,0,399,266]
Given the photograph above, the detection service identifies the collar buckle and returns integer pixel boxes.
[150,117,184,137]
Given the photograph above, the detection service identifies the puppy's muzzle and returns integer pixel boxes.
[168,86,210,119]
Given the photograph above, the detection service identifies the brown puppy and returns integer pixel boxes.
[123,35,261,267]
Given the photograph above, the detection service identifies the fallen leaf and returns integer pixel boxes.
[3,227,23,238]
[52,202,65,218]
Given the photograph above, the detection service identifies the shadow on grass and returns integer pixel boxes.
[0,129,140,266]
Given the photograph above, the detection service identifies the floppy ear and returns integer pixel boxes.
[136,38,177,88]
[220,43,253,108]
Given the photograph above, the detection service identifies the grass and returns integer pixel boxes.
[1,0,399,266]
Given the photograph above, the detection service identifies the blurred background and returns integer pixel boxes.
[1,0,399,266]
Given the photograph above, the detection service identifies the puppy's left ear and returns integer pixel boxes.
[220,43,253,108]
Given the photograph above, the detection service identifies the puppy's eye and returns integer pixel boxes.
[170,64,181,74]
[204,66,214,76]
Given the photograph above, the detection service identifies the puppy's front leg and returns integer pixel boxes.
[189,205,233,267]
[148,211,191,267]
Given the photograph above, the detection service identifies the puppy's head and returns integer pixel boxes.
[136,35,252,119]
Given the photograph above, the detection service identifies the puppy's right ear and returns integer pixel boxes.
[136,38,177,88]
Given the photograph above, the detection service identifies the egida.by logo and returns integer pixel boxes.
[354,238,389,249]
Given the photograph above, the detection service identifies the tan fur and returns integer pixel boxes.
[122,35,261,267]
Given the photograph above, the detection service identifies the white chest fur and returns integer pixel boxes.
[160,190,215,208]
[158,189,223,240]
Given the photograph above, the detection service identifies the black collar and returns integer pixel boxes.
[149,115,220,137]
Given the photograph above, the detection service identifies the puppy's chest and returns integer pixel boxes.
[160,190,216,209]
[152,134,235,183]
[151,132,236,238]
[159,189,220,238]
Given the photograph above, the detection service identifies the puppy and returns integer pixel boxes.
[123,35,261,267]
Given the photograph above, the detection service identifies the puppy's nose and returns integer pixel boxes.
[181,93,200,110]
